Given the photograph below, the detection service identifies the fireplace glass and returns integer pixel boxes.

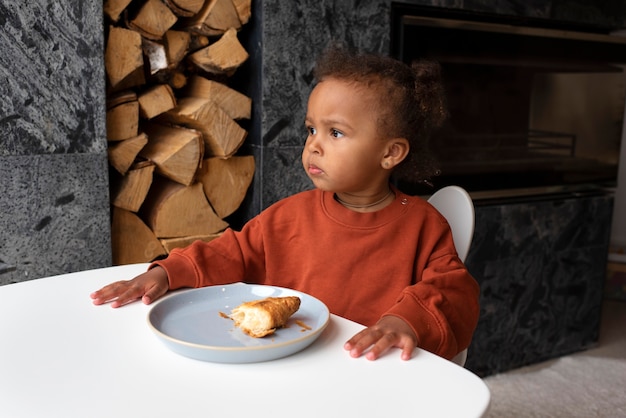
[391,5,626,199]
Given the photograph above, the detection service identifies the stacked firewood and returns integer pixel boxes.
[104,0,254,265]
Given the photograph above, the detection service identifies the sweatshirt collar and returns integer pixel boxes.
[319,185,414,228]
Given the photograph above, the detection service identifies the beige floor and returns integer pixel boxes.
[482,299,626,418]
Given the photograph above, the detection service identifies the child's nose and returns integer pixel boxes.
[306,134,322,154]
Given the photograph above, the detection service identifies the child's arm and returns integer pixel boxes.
[344,316,418,361]
[90,266,169,308]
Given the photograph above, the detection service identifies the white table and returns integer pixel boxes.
[0,264,490,418]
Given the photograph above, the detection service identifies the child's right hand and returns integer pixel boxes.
[90,266,169,308]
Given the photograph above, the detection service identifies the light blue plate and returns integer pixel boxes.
[147,284,330,363]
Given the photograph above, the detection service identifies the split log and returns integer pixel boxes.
[139,123,203,186]
[164,30,191,68]
[111,207,167,265]
[164,0,205,17]
[128,0,178,40]
[232,0,252,25]
[141,178,229,238]
[111,161,155,211]
[138,84,176,119]
[198,155,255,218]
[189,34,210,51]
[105,26,145,91]
[158,97,247,158]
[183,0,242,36]
[188,28,248,76]
[107,90,138,109]
[107,133,148,175]
[160,234,222,253]
[104,0,134,22]
[106,92,139,141]
[150,68,188,90]
[186,75,251,120]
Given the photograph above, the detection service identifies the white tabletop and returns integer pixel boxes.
[0,264,490,418]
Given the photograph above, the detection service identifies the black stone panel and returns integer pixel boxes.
[0,1,108,284]
[0,154,112,285]
[257,0,391,208]
[0,1,105,156]
[465,193,613,376]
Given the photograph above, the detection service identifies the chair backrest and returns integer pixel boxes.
[427,185,475,262]
[427,185,475,367]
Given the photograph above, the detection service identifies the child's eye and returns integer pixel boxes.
[307,126,317,136]
[330,129,344,138]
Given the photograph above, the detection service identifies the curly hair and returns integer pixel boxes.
[313,45,447,185]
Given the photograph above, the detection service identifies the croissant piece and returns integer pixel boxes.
[230,296,301,338]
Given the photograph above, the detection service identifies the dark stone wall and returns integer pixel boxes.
[0,1,111,284]
[465,193,613,376]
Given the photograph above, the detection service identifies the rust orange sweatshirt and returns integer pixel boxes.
[154,187,480,360]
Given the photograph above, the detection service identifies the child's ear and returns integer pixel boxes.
[382,138,409,169]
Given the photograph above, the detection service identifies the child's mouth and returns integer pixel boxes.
[308,164,323,175]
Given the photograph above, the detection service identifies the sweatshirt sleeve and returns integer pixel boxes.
[383,219,480,360]
[151,217,268,290]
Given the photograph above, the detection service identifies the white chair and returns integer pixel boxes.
[427,185,475,367]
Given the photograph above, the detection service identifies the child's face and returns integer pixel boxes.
[302,78,392,195]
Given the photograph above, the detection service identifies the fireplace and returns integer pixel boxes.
[391,5,626,200]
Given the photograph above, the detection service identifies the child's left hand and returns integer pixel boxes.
[344,316,418,361]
